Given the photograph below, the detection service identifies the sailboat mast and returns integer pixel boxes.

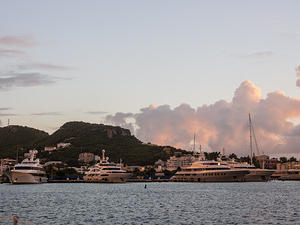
[193,132,196,152]
[249,114,253,165]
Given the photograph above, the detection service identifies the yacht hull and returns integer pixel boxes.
[244,169,274,182]
[172,170,249,182]
[11,171,48,184]
[279,170,300,180]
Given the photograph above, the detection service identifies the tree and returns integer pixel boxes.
[288,156,297,162]
[204,152,220,160]
[229,153,238,159]
[239,156,250,164]
[280,157,288,163]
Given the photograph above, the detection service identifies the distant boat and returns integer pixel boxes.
[10,150,48,184]
[83,149,131,183]
[171,160,249,182]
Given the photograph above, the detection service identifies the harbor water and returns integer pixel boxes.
[0,181,299,225]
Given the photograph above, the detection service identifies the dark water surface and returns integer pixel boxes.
[0,181,299,225]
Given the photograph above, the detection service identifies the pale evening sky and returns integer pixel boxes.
[0,1,300,152]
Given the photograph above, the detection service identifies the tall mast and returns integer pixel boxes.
[193,132,196,152]
[249,114,253,165]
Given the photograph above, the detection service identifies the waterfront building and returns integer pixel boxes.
[276,161,300,170]
[166,155,196,170]
[78,152,95,164]
[255,155,278,169]
[44,146,57,152]
[57,143,71,149]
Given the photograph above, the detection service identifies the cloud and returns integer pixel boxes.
[234,51,275,59]
[0,113,17,116]
[106,81,300,155]
[0,107,16,116]
[17,63,73,71]
[0,72,64,91]
[86,111,109,115]
[106,112,135,131]
[0,107,12,111]
[274,30,300,36]
[296,66,300,87]
[0,36,36,47]
[0,49,26,57]
[31,112,62,116]
[247,51,275,57]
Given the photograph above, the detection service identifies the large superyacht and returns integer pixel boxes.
[171,159,249,182]
[10,150,48,184]
[83,149,131,183]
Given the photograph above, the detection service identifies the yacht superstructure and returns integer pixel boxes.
[10,150,47,184]
[83,149,130,183]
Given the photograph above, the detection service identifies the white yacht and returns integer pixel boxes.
[10,150,48,184]
[171,160,249,182]
[222,161,274,182]
[83,149,131,183]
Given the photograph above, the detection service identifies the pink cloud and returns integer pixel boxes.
[0,36,36,47]
[0,49,26,57]
[106,81,300,155]
[296,66,300,87]
[17,63,73,71]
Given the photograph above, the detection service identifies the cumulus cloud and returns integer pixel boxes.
[31,112,62,116]
[106,81,300,155]
[106,112,135,131]
[0,72,64,91]
[296,66,300,87]
[0,36,36,47]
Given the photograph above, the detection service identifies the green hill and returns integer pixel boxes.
[0,122,186,166]
[0,125,49,158]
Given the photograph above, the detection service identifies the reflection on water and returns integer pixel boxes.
[0,181,299,225]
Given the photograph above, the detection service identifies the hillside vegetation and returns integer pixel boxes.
[0,125,49,158]
[0,122,186,166]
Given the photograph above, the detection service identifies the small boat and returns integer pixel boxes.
[171,160,249,182]
[10,150,48,184]
[83,149,131,183]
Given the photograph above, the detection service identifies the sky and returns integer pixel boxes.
[0,1,300,156]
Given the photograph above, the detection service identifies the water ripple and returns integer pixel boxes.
[0,181,299,224]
